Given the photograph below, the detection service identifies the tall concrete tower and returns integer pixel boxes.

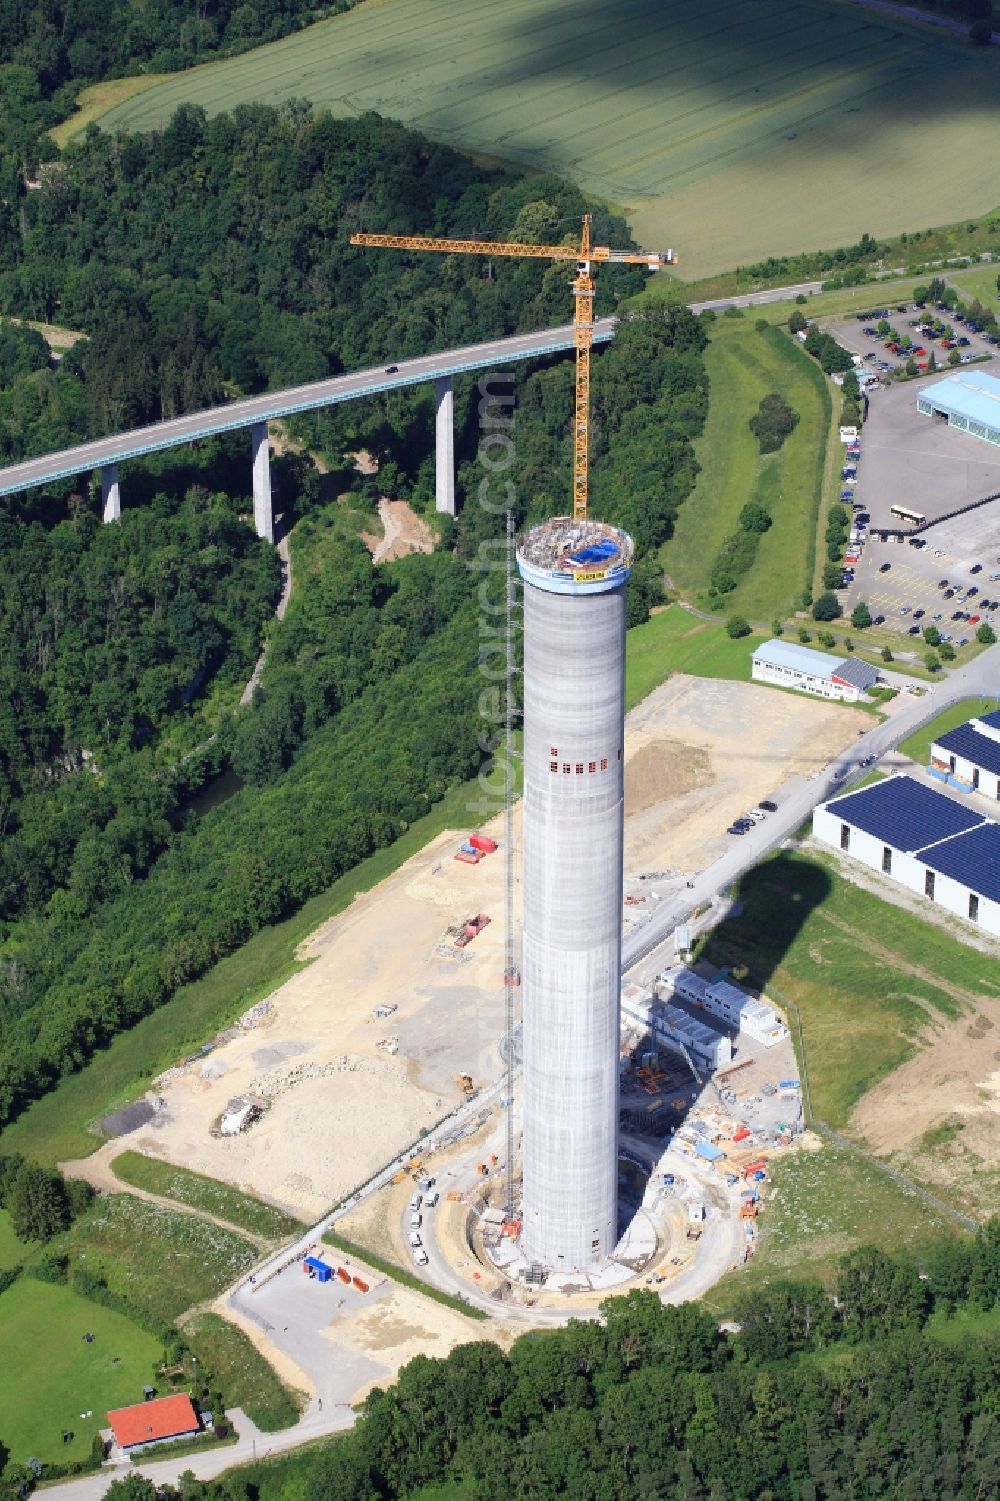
[516,516,633,1271]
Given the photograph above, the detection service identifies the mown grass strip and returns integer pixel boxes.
[323,1231,487,1321]
[110,1152,305,1241]
[897,695,995,767]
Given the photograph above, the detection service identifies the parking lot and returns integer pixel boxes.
[844,501,1000,643]
[848,372,1000,530]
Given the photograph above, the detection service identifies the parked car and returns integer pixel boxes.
[969,614,981,625]
[908,625,920,635]
[880,562,892,573]
[943,588,955,598]
[759,799,778,812]
[971,563,983,573]
[727,824,747,835]
[913,608,925,619]
[874,614,885,625]
[938,578,949,588]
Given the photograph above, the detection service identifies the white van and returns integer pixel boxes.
[413,1247,429,1266]
[408,1231,422,1249]
[410,1212,422,1229]
[425,1190,440,1208]
[409,1192,422,1211]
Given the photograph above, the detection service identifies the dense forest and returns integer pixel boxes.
[35,1228,994,1501]
[0,82,710,1127]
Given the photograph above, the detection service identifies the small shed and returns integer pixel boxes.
[304,1255,333,1283]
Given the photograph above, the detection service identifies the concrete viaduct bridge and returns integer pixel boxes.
[0,319,615,540]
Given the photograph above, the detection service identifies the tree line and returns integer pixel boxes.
[32,1224,995,1501]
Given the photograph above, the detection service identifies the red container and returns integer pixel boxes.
[469,834,497,854]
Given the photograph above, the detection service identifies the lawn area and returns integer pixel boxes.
[897,695,996,766]
[0,1209,24,1271]
[660,320,830,619]
[88,0,1000,279]
[110,1154,304,1241]
[946,264,1000,313]
[624,604,764,709]
[47,1196,258,1328]
[699,849,999,1128]
[925,1302,1000,1345]
[182,1312,303,1431]
[702,1141,959,1314]
[0,1277,162,1465]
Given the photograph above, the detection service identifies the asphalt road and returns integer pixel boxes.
[623,641,1000,976]
[0,320,614,497]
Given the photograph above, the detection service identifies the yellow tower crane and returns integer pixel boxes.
[349,215,676,521]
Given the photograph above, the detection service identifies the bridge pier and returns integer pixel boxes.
[251,422,274,542]
[101,463,121,523]
[435,376,455,516]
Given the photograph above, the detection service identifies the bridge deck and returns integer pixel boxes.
[0,319,614,497]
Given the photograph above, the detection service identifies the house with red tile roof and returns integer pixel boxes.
[107,1393,200,1452]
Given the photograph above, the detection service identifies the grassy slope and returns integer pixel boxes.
[661,320,830,619]
[700,849,998,1128]
[897,695,997,765]
[182,1312,304,1431]
[86,0,1000,280]
[625,604,764,709]
[702,1141,958,1313]
[0,1277,162,1464]
[110,1153,305,1240]
[46,1196,257,1327]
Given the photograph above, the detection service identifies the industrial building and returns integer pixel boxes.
[621,983,732,1071]
[659,967,788,1047]
[751,639,879,702]
[813,773,1000,936]
[929,708,1000,801]
[916,369,1000,448]
[516,516,634,1271]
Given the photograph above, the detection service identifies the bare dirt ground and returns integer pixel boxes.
[850,996,1000,1217]
[364,498,435,565]
[104,676,866,1222]
[333,1286,513,1403]
[623,676,869,873]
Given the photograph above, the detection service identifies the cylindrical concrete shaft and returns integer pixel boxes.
[435,376,455,516]
[101,463,120,522]
[251,422,274,542]
[518,565,627,1270]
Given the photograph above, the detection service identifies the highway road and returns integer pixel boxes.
[0,318,614,498]
[623,642,1000,977]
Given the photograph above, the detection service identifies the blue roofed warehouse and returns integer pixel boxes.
[916,370,1000,448]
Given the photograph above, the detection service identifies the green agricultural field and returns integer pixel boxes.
[110,1153,304,1241]
[88,0,1000,278]
[0,1277,162,1465]
[897,695,996,765]
[0,1209,24,1271]
[49,1196,258,1328]
[699,849,999,1127]
[661,320,830,617]
[182,1313,303,1432]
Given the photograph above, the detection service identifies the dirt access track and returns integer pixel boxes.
[104,676,866,1220]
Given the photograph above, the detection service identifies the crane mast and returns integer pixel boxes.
[350,215,675,521]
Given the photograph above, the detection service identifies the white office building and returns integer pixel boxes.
[751,639,879,703]
[658,966,788,1047]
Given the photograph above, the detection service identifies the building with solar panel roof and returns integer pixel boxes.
[929,709,1000,802]
[813,773,1000,936]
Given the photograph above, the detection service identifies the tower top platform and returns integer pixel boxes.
[516,517,633,595]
